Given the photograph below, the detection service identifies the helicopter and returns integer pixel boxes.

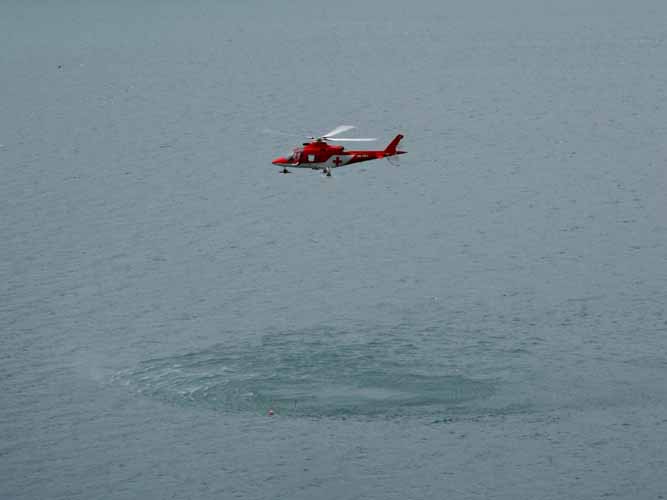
[271,125,406,176]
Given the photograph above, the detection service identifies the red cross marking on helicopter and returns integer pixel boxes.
[333,157,343,166]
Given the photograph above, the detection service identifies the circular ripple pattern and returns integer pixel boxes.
[116,327,495,417]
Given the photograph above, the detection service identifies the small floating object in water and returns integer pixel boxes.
[267,408,274,416]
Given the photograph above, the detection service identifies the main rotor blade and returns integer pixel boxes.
[328,137,377,142]
[322,125,355,138]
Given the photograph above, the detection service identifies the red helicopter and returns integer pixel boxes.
[272,125,406,176]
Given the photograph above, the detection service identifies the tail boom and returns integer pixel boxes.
[334,134,407,166]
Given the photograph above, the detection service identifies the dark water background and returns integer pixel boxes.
[2,0,667,498]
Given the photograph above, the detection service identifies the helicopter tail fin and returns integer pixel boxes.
[384,134,405,156]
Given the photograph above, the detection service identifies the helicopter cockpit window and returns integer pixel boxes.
[287,150,302,163]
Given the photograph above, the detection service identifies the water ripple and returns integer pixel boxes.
[114,328,495,418]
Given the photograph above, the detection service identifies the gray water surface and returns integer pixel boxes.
[2,1,667,498]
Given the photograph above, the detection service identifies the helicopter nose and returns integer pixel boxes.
[272,156,288,165]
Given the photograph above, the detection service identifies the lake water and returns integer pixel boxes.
[2,0,667,498]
